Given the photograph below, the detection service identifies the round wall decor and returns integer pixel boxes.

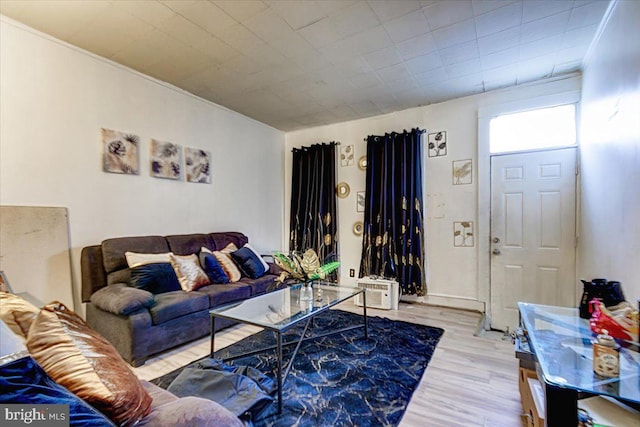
[353,221,364,236]
[358,156,367,170]
[336,182,350,198]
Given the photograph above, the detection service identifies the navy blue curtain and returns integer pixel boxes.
[359,129,426,296]
[289,143,338,264]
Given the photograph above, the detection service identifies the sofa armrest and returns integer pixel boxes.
[266,261,283,276]
[90,284,154,316]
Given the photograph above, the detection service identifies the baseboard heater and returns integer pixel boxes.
[355,277,399,310]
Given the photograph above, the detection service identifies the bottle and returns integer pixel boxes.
[592,329,620,378]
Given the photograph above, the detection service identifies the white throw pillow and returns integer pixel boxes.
[125,251,173,268]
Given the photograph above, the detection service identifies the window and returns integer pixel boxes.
[490,104,576,153]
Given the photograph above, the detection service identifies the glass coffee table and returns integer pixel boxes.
[518,302,640,426]
[209,281,367,413]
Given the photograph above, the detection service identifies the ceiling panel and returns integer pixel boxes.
[0,0,613,131]
[382,10,430,43]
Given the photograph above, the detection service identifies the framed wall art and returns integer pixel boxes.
[454,221,474,247]
[340,144,354,167]
[427,131,447,158]
[102,128,140,175]
[151,139,181,180]
[185,148,211,183]
[356,191,365,212]
[452,159,472,185]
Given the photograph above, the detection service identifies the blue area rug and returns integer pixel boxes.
[152,309,443,427]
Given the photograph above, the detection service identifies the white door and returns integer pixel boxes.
[490,147,577,331]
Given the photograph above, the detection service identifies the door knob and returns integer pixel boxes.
[493,237,500,243]
[492,248,501,255]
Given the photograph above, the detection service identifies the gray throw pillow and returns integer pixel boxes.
[90,284,154,316]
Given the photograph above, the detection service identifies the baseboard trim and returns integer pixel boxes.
[401,294,485,312]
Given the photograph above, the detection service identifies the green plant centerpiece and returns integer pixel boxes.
[273,249,340,284]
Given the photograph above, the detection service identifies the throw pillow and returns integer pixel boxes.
[169,254,210,292]
[0,292,40,338]
[200,246,214,254]
[0,356,117,426]
[243,243,270,272]
[199,252,230,284]
[212,251,242,282]
[230,247,267,279]
[125,251,174,268]
[220,243,238,254]
[130,263,181,294]
[90,284,154,316]
[26,302,152,426]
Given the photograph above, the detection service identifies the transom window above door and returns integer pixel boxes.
[490,104,577,153]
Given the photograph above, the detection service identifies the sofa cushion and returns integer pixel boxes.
[0,292,40,338]
[169,254,210,292]
[166,234,215,256]
[0,356,117,426]
[209,232,248,252]
[26,302,152,426]
[130,263,181,294]
[238,275,277,296]
[149,291,209,325]
[90,284,154,316]
[199,252,230,284]
[139,381,242,427]
[230,247,267,279]
[102,236,169,274]
[195,283,252,308]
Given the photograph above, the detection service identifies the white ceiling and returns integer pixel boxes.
[0,0,610,131]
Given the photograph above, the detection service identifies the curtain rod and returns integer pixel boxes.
[291,141,340,152]
[363,129,426,141]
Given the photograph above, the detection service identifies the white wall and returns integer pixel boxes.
[286,76,581,311]
[579,0,640,302]
[0,17,286,313]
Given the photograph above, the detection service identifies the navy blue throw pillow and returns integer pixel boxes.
[199,252,230,284]
[130,263,181,294]
[230,247,267,279]
[0,356,116,426]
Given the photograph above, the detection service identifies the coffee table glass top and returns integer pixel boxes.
[518,302,640,403]
[210,282,362,331]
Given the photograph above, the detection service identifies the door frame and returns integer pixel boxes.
[477,90,581,329]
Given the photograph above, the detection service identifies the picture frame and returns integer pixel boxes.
[454,221,474,247]
[184,147,211,183]
[452,159,472,185]
[151,139,181,180]
[102,128,140,175]
[428,131,447,158]
[356,191,365,212]
[340,144,354,167]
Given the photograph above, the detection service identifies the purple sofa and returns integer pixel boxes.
[81,232,279,366]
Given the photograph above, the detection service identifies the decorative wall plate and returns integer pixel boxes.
[353,221,364,236]
[358,156,367,170]
[336,182,350,198]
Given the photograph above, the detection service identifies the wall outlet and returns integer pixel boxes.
[349,269,355,277]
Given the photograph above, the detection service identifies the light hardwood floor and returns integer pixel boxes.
[134,301,526,427]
